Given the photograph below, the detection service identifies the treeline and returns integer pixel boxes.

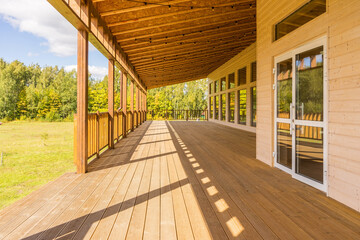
[0,59,122,121]
[0,59,207,121]
[147,79,208,112]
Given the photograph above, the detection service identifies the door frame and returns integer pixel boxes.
[273,35,328,193]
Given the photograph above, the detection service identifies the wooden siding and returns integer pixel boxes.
[257,0,360,210]
[207,43,256,132]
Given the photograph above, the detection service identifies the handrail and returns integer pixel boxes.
[147,109,208,121]
[74,109,147,165]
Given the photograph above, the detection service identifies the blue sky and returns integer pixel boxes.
[0,0,108,79]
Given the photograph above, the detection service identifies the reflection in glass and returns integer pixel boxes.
[210,97,213,119]
[296,46,323,121]
[277,123,292,169]
[251,62,256,82]
[238,67,246,86]
[296,125,323,183]
[228,73,235,89]
[251,87,256,126]
[215,80,219,93]
[209,83,213,94]
[229,92,235,123]
[221,94,226,121]
[277,58,292,118]
[215,96,219,119]
[221,77,226,91]
[238,89,246,125]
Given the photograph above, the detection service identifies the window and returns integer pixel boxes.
[228,73,235,89]
[209,83,213,94]
[295,46,324,121]
[210,97,213,119]
[221,77,226,91]
[238,89,246,125]
[275,0,326,40]
[251,62,256,82]
[221,94,226,121]
[215,96,219,119]
[251,87,256,126]
[238,67,246,86]
[229,92,235,123]
[215,80,219,93]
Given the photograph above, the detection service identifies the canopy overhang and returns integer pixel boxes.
[48,0,256,89]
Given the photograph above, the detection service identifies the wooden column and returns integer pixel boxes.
[130,81,134,131]
[108,59,114,149]
[122,72,127,137]
[76,29,88,174]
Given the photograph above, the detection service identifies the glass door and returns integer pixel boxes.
[274,37,327,191]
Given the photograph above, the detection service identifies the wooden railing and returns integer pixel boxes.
[74,110,146,164]
[278,112,323,140]
[147,109,208,121]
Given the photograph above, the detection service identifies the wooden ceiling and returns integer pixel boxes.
[93,0,256,89]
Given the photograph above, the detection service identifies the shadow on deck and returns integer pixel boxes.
[0,121,360,239]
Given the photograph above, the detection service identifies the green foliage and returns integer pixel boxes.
[0,59,120,121]
[0,58,208,121]
[147,79,208,113]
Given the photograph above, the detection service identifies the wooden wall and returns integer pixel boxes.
[207,43,256,133]
[257,0,360,211]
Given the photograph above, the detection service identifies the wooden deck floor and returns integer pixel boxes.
[0,121,360,240]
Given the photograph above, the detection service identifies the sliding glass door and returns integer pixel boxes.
[274,37,327,191]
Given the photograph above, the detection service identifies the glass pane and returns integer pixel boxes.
[277,123,292,169]
[295,46,323,121]
[221,94,226,121]
[215,80,219,93]
[251,87,256,126]
[209,83,212,94]
[277,58,292,118]
[229,92,235,123]
[221,77,226,91]
[251,62,256,82]
[238,67,246,86]
[210,97,213,119]
[238,89,246,125]
[228,73,235,89]
[275,0,326,40]
[296,125,323,183]
[215,96,219,119]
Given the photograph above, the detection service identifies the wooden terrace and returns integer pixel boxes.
[1,121,360,239]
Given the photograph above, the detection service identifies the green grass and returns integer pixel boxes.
[0,121,74,210]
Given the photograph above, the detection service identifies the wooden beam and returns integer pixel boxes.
[113,10,253,36]
[121,71,127,137]
[128,36,255,59]
[76,29,88,174]
[130,80,134,131]
[108,59,114,149]
[107,2,254,28]
[47,0,146,91]
[100,0,190,17]
[124,31,255,53]
[120,21,255,49]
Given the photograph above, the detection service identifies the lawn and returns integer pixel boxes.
[0,121,74,210]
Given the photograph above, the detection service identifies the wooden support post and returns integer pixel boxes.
[122,72,127,137]
[108,59,114,149]
[76,29,88,174]
[130,80,134,131]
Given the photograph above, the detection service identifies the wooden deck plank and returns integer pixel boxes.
[143,123,162,240]
[1,121,360,240]
[159,126,177,240]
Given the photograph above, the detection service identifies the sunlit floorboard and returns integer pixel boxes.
[0,121,359,239]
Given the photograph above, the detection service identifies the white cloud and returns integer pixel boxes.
[65,65,108,80]
[0,0,77,57]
